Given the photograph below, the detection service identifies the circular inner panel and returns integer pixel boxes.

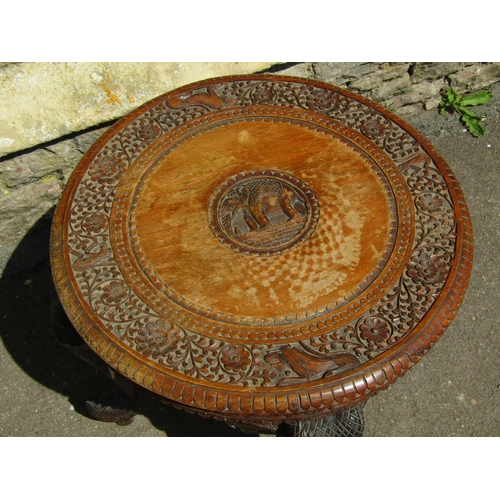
[208,170,319,255]
[133,119,394,320]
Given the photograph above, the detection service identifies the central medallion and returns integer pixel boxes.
[208,170,320,255]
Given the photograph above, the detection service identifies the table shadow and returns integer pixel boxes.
[0,209,253,437]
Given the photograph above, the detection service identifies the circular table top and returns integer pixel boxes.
[50,74,473,429]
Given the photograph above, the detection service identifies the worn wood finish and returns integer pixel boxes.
[50,75,473,431]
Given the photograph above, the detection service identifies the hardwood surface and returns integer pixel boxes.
[50,75,473,431]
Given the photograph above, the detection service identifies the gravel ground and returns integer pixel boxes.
[1,81,499,439]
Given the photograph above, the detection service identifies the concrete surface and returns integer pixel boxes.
[1,80,499,438]
[0,62,275,157]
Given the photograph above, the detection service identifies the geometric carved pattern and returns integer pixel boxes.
[285,403,365,437]
[50,75,473,429]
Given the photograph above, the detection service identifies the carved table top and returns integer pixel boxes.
[50,75,473,430]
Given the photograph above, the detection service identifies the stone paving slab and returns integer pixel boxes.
[0,62,275,157]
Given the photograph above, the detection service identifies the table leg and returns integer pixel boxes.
[50,287,143,426]
[282,403,365,437]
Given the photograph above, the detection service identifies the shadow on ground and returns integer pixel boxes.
[0,210,251,436]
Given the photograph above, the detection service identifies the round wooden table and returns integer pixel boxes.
[50,74,473,436]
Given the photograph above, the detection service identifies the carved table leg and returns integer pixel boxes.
[50,287,143,425]
[283,403,365,437]
[84,366,143,426]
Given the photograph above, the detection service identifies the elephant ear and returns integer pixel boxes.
[236,185,250,200]
[220,193,238,216]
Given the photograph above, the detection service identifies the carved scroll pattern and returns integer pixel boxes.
[67,78,457,388]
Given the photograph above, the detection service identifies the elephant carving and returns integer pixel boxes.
[219,191,258,235]
[220,179,307,236]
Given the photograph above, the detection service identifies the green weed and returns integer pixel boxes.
[439,86,492,137]
[385,102,396,112]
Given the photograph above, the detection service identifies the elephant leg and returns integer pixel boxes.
[280,198,298,220]
[244,214,259,231]
[251,202,269,228]
[281,194,306,219]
